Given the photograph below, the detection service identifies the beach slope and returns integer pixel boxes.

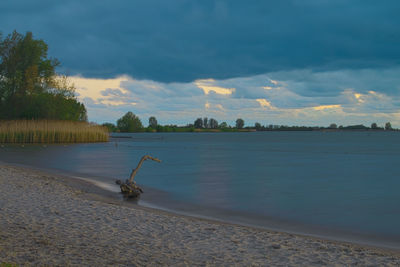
[0,164,399,266]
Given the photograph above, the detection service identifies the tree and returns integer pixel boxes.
[117,112,143,132]
[148,116,158,128]
[219,122,228,128]
[203,117,208,129]
[0,30,86,121]
[102,122,117,132]
[255,122,262,130]
[236,118,244,129]
[371,122,378,129]
[209,118,218,129]
[385,122,392,131]
[329,123,337,129]
[194,118,203,128]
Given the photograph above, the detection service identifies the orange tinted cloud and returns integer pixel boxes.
[70,75,135,106]
[195,79,235,95]
[256,98,275,109]
[313,105,341,111]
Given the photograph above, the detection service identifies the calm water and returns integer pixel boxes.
[1,131,400,247]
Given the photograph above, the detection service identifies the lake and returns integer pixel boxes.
[1,131,399,248]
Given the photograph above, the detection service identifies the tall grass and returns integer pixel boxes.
[0,120,109,143]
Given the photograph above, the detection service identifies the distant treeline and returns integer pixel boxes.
[103,112,397,133]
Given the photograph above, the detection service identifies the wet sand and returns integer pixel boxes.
[1,164,400,266]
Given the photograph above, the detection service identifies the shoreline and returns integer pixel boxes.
[1,164,400,265]
[4,161,400,251]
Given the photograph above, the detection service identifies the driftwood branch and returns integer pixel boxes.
[129,155,161,184]
[116,155,161,198]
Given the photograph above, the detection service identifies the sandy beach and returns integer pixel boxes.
[1,164,400,266]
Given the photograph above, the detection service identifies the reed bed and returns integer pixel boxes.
[0,120,109,143]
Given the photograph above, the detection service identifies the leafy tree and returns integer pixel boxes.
[329,123,337,129]
[0,30,86,120]
[385,122,392,130]
[203,117,208,129]
[209,118,218,129]
[102,122,117,132]
[371,122,378,129]
[255,122,262,130]
[117,112,143,132]
[236,118,244,129]
[148,116,158,128]
[194,118,203,128]
[219,122,228,128]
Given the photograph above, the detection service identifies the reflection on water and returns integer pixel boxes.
[1,131,400,247]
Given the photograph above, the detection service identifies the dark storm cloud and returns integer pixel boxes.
[1,0,400,82]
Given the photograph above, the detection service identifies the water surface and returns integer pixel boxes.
[1,131,399,248]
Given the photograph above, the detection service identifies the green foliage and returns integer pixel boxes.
[110,114,397,134]
[209,118,218,129]
[203,117,208,128]
[194,118,203,128]
[117,112,143,132]
[342,124,368,130]
[385,122,392,130]
[329,123,337,129]
[193,117,218,129]
[219,127,236,132]
[0,30,87,121]
[236,118,244,129]
[1,263,18,267]
[219,122,228,128]
[102,122,118,132]
[148,116,158,128]
[150,125,195,132]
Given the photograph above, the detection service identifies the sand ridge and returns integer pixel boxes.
[0,164,399,266]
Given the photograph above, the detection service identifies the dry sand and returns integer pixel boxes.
[1,164,400,266]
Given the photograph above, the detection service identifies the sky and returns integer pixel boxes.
[1,0,400,127]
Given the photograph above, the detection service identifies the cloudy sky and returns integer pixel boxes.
[1,0,400,127]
